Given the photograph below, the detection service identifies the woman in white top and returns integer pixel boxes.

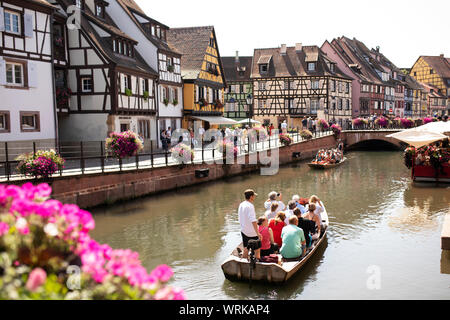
[265,202,279,221]
[263,191,286,212]
[307,195,324,228]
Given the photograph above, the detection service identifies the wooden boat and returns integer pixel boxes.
[308,157,347,169]
[221,207,329,284]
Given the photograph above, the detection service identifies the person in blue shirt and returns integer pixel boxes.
[292,195,307,215]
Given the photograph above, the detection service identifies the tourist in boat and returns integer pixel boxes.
[238,189,261,260]
[280,216,306,259]
[284,200,298,225]
[303,203,321,241]
[265,202,279,220]
[257,216,279,256]
[264,191,285,212]
[269,211,286,247]
[292,195,307,215]
[293,208,316,249]
[308,195,325,228]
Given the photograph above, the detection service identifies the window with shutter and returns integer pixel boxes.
[4,10,21,35]
[0,8,5,33]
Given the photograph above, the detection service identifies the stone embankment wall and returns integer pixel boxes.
[43,134,336,208]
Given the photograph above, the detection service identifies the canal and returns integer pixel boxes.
[90,151,450,299]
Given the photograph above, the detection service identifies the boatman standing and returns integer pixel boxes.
[238,189,261,260]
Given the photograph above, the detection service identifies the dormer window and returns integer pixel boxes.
[151,25,155,36]
[113,38,134,58]
[308,63,316,71]
[94,0,108,19]
[209,38,215,48]
[75,0,84,10]
[330,64,335,73]
[156,26,161,39]
[259,64,268,74]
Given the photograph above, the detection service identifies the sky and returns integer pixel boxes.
[136,0,449,68]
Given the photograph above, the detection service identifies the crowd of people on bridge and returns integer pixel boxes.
[238,189,327,262]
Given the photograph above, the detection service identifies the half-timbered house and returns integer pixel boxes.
[251,44,352,128]
[222,52,253,121]
[49,0,158,149]
[322,37,396,118]
[0,0,57,148]
[410,55,450,116]
[106,0,183,148]
[167,26,229,130]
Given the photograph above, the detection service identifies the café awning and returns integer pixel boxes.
[191,116,238,125]
[386,121,450,148]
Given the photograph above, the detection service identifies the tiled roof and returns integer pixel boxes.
[56,0,157,76]
[251,45,351,80]
[421,56,450,80]
[222,56,253,82]
[115,0,179,54]
[166,26,214,80]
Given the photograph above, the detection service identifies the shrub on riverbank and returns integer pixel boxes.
[105,131,144,159]
[16,150,65,179]
[0,183,185,300]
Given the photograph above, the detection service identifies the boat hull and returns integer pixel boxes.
[308,158,347,169]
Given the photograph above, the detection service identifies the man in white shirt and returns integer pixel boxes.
[238,189,261,260]
[281,120,288,134]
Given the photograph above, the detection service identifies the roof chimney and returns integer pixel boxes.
[295,43,303,52]
[280,44,287,55]
[235,50,239,63]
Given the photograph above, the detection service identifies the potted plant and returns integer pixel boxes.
[105,130,144,159]
[163,98,169,106]
[331,124,342,138]
[374,117,389,128]
[300,129,313,140]
[199,98,208,107]
[317,119,329,131]
[279,133,293,146]
[172,98,178,106]
[16,150,65,180]
[214,99,223,109]
[167,65,175,73]
[56,87,72,109]
[125,88,132,97]
[143,90,149,101]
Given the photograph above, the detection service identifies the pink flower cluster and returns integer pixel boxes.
[331,124,342,135]
[318,119,329,130]
[106,131,144,159]
[423,117,434,124]
[0,183,185,299]
[400,118,414,129]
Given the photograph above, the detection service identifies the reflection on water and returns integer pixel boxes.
[91,151,450,299]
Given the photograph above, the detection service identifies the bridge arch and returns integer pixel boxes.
[343,131,405,150]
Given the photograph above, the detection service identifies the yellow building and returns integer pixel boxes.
[410,55,450,116]
[167,26,229,130]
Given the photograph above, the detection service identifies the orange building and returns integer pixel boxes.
[167,26,230,130]
[410,55,450,116]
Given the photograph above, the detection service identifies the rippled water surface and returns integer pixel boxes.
[91,151,450,299]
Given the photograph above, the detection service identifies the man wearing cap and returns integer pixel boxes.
[238,189,261,260]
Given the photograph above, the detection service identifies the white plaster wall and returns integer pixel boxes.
[0,61,55,141]
[158,84,183,118]
[59,113,108,141]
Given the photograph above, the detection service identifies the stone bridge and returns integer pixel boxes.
[342,130,405,150]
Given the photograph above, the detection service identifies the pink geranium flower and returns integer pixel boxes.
[26,268,47,292]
